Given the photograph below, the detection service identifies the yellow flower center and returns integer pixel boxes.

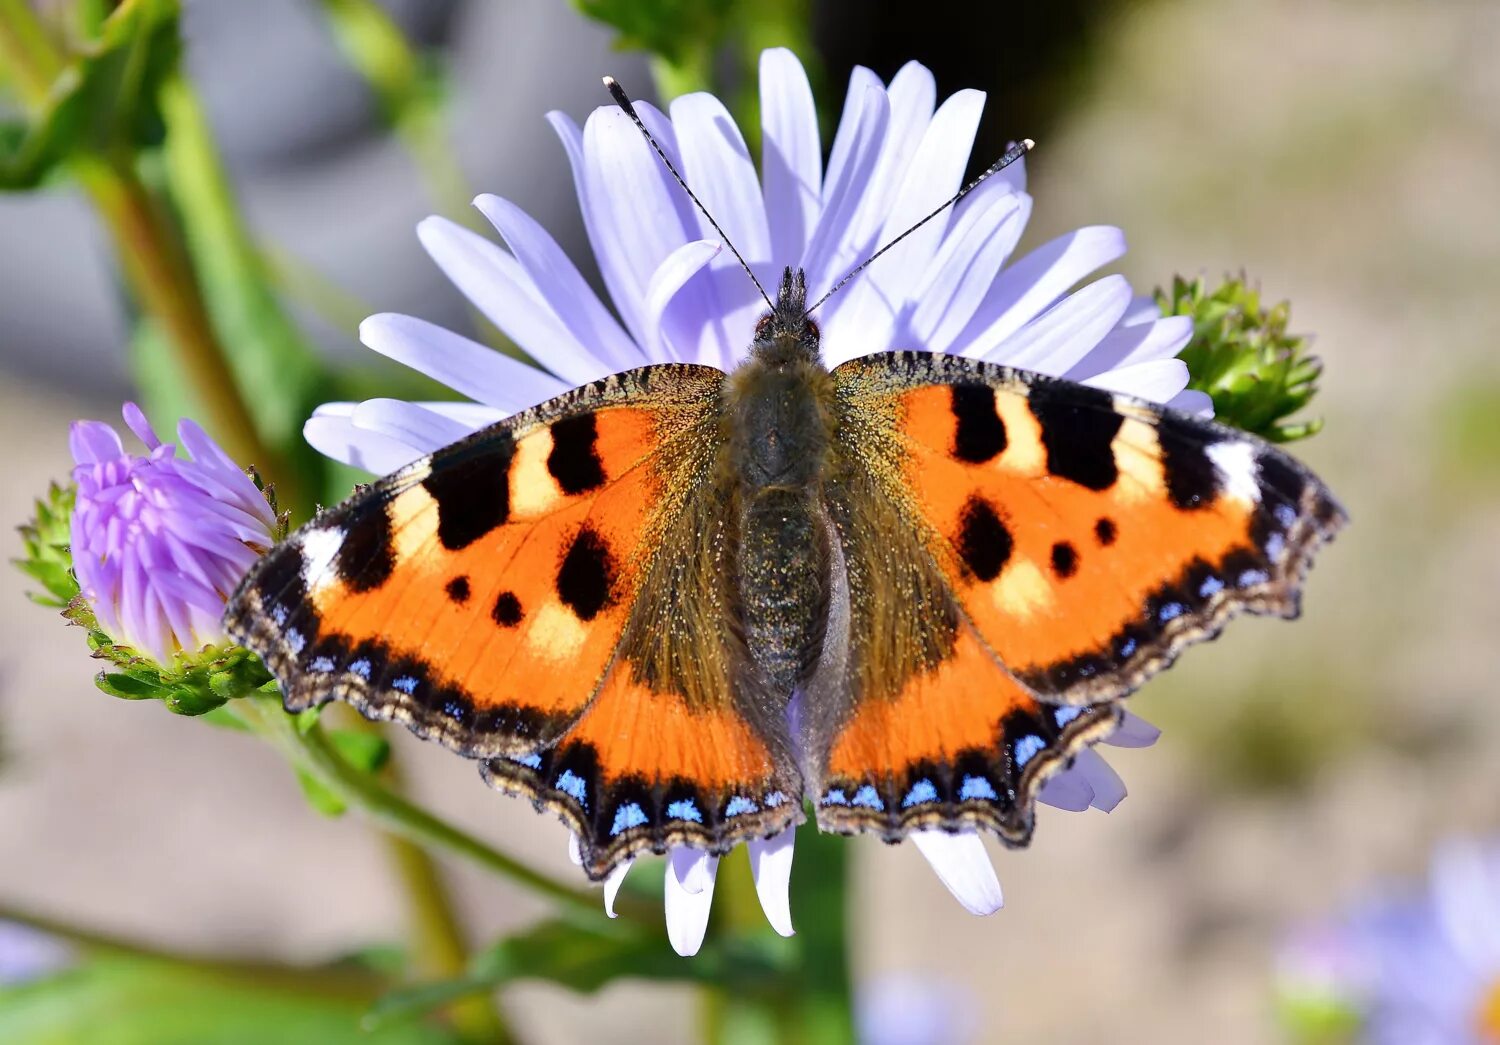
[1478,978,1500,1042]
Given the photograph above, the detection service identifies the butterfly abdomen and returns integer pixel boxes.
[726,353,837,696]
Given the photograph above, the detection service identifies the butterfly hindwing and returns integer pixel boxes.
[226,364,802,879]
[802,350,1344,843]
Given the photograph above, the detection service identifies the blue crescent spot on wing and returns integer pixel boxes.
[902,779,939,808]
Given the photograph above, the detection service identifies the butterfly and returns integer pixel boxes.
[224,246,1344,879]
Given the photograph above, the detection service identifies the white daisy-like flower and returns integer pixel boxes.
[308,48,1180,954]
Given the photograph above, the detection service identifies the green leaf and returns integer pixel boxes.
[326,729,391,775]
[94,671,165,701]
[1157,274,1325,442]
[571,0,735,68]
[369,913,779,1029]
[295,766,349,817]
[0,0,181,190]
[0,954,460,1045]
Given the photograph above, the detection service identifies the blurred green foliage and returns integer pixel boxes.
[0,0,176,189]
[0,954,459,1045]
[1159,275,1324,442]
[1437,375,1500,490]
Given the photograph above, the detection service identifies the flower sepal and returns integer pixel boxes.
[1158,274,1324,442]
[14,482,79,609]
[76,617,277,718]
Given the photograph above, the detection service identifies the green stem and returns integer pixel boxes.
[0,902,383,1001]
[360,720,512,1044]
[0,0,65,111]
[234,696,637,925]
[69,153,285,483]
[0,0,297,504]
[648,48,715,103]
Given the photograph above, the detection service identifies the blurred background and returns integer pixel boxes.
[2,0,1498,1042]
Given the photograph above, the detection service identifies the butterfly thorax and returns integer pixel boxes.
[723,268,835,697]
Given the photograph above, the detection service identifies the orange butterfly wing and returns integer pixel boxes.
[227,366,802,878]
[804,351,1343,842]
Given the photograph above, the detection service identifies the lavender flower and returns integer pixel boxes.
[69,404,277,665]
[1281,839,1500,1044]
[306,49,1172,953]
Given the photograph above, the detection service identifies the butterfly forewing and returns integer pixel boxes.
[226,364,803,879]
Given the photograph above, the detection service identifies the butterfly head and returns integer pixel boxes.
[752,268,820,366]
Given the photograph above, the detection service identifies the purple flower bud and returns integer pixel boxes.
[69,403,276,664]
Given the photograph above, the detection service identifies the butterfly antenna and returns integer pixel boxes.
[603,76,775,313]
[804,138,1035,316]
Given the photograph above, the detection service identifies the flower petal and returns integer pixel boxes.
[407,401,507,432]
[801,67,889,296]
[359,313,568,413]
[351,399,473,455]
[671,92,771,265]
[1169,389,1215,416]
[303,415,426,476]
[473,193,640,371]
[670,846,715,895]
[69,420,124,466]
[911,829,1003,916]
[1082,358,1192,405]
[904,185,1030,355]
[749,827,796,938]
[416,218,613,385]
[603,858,633,919]
[121,402,162,450]
[1072,747,1129,812]
[951,226,1128,358]
[664,848,719,956]
[759,47,822,266]
[839,61,937,267]
[1037,768,1095,812]
[1069,314,1193,379]
[567,832,583,867]
[1429,840,1500,969]
[826,87,986,357]
[1103,711,1162,748]
[579,102,701,348]
[981,274,1133,374]
[642,240,723,362]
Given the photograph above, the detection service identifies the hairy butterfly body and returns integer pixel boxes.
[226,266,1344,879]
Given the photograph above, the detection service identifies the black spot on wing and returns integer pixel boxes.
[546,413,606,494]
[445,576,470,604]
[335,502,396,592]
[1159,416,1222,511]
[557,526,615,621]
[1028,383,1122,491]
[950,383,1007,463]
[1094,517,1117,546]
[1050,541,1078,579]
[957,496,1012,582]
[422,435,514,551]
[492,591,522,627]
[253,540,308,614]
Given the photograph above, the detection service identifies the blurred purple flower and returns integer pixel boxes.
[69,403,276,664]
[0,923,70,985]
[1282,839,1500,1044]
[305,48,1170,954]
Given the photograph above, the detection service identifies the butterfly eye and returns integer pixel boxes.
[803,318,820,341]
[755,315,774,339]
